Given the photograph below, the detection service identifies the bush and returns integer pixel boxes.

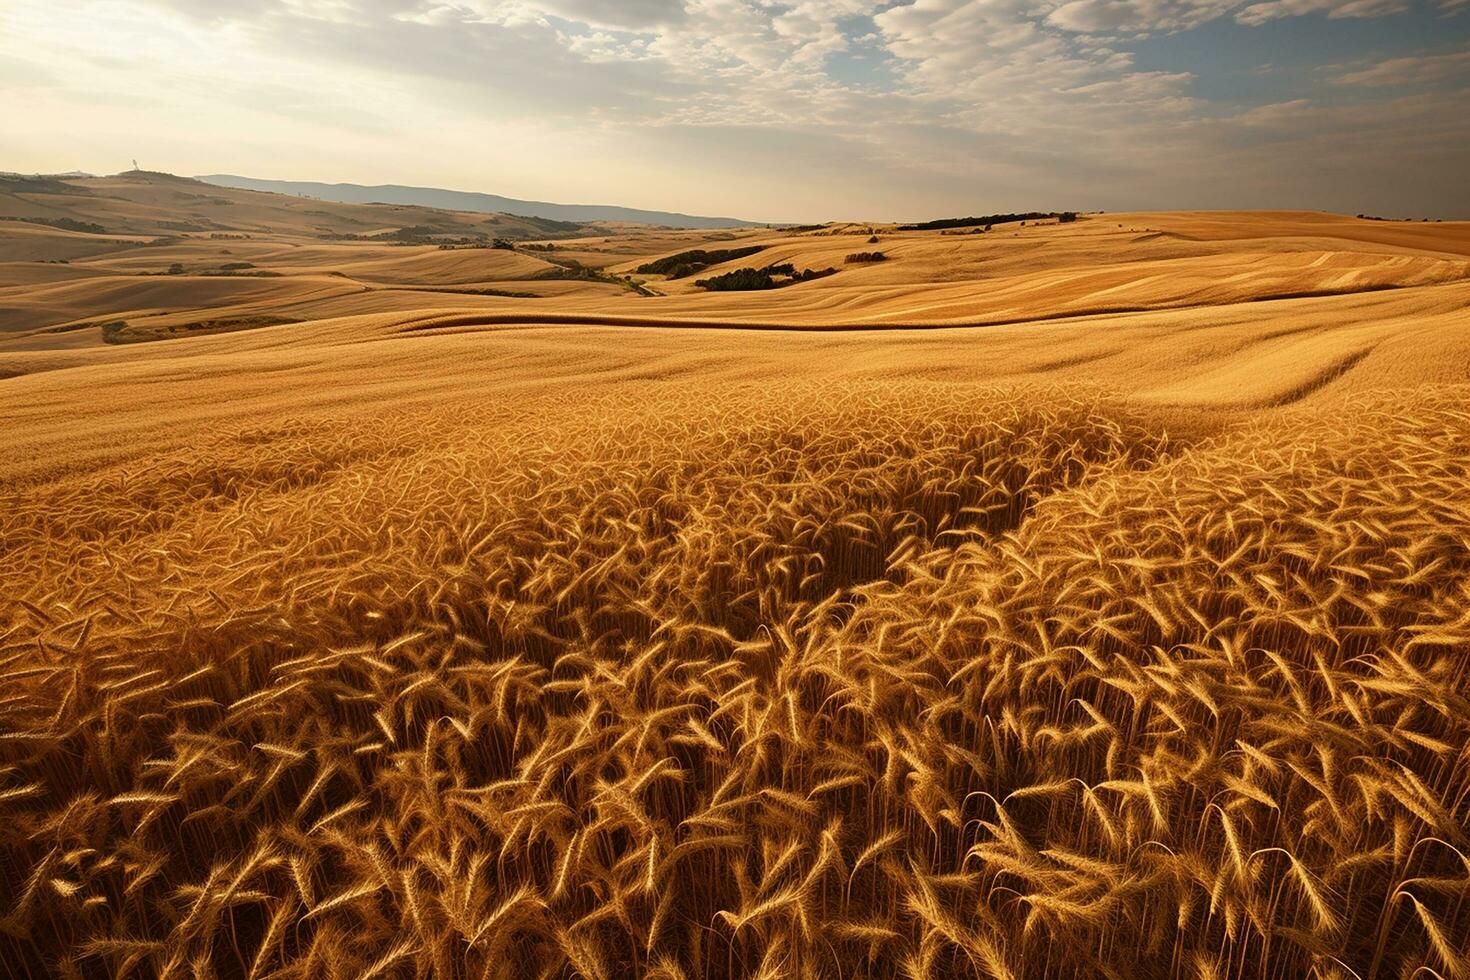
[635,246,766,279]
[695,264,837,291]
[0,215,107,234]
[695,268,785,291]
[166,263,185,275]
[898,212,1056,232]
[798,267,838,282]
[505,213,584,235]
[846,252,887,264]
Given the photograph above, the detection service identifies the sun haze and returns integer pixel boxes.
[3,4,1470,980]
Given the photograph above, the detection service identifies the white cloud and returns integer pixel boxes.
[1234,0,1408,26]
[1334,50,1470,86]
[1046,0,1239,33]
[1,0,1466,220]
[537,0,687,29]
[1229,97,1316,126]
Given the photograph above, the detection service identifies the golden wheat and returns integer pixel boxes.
[1,379,1468,977]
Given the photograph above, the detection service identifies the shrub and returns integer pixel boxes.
[0,215,107,234]
[695,268,784,291]
[695,264,837,291]
[635,246,766,278]
[797,266,837,282]
[505,213,584,235]
[385,225,441,241]
[846,252,887,264]
[898,212,1056,232]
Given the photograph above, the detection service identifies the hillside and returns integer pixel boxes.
[2,204,1470,978]
[4,198,1469,352]
[0,171,590,241]
[198,174,761,229]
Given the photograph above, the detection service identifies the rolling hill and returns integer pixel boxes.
[197,174,762,229]
[2,195,1470,978]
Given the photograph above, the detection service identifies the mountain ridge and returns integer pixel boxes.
[196,174,762,229]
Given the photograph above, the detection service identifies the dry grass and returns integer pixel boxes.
[2,375,1468,978]
[6,207,1469,351]
[3,191,1470,978]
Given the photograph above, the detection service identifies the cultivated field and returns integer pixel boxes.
[2,177,1469,978]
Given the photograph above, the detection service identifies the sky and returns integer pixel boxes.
[2,0,1467,223]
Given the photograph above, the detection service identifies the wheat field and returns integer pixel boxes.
[3,198,1470,978]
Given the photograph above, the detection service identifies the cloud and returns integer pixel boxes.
[536,0,686,29]
[2,0,1467,219]
[1046,0,1239,34]
[1229,97,1316,126]
[1334,50,1470,86]
[1234,0,1409,26]
[1042,0,1421,35]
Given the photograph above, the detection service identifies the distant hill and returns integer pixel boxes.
[0,170,584,241]
[1,170,95,179]
[197,175,759,230]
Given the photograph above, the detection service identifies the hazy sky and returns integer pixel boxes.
[4,0,1467,222]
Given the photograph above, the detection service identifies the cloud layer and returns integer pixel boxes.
[2,0,1467,219]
